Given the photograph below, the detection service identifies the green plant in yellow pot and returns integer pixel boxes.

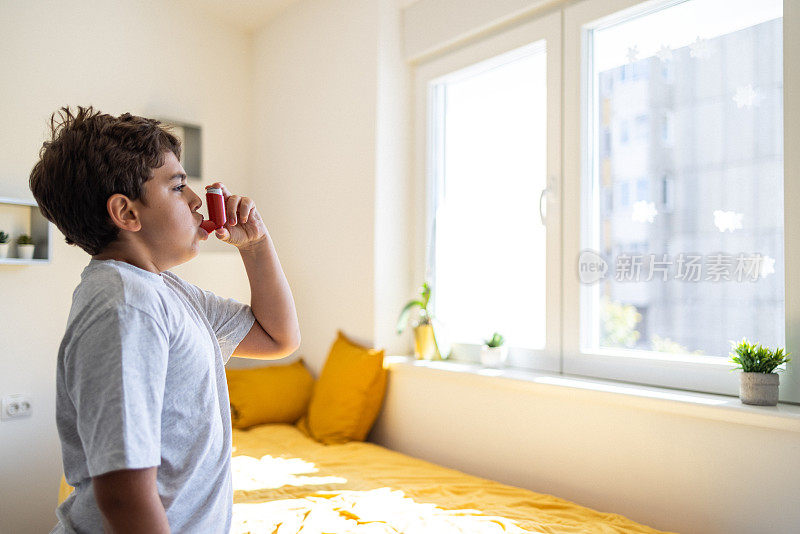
[396,282,443,361]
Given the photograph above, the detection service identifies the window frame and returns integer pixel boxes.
[563,0,797,401]
[413,11,563,372]
[412,0,800,404]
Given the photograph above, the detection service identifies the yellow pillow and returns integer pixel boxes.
[58,474,74,505]
[226,359,314,429]
[297,330,387,444]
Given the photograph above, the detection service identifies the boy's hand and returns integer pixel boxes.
[206,182,268,250]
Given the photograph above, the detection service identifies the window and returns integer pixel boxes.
[563,0,789,397]
[660,59,674,82]
[431,42,547,351]
[661,112,674,146]
[636,179,649,202]
[415,12,562,370]
[415,0,797,401]
[634,114,648,139]
[602,128,612,156]
[619,120,629,143]
[602,188,614,213]
[660,176,674,211]
[619,181,630,207]
[588,0,783,356]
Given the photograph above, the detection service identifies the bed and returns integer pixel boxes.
[229,422,670,534]
[58,423,670,533]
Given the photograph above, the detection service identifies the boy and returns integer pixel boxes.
[29,106,301,533]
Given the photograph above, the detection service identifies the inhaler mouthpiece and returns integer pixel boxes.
[200,187,226,234]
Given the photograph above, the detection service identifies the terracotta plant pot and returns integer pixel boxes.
[739,372,779,406]
[413,324,442,361]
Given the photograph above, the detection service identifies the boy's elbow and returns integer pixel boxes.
[280,327,300,354]
[261,327,300,358]
[290,332,301,351]
[277,335,301,357]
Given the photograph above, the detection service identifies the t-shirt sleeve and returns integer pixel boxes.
[177,279,256,364]
[63,305,169,478]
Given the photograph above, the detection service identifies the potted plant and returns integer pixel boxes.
[730,338,791,406]
[0,231,9,259]
[16,234,35,260]
[481,332,508,368]
[396,282,443,361]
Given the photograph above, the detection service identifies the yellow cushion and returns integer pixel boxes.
[296,330,387,444]
[58,474,74,505]
[226,359,314,429]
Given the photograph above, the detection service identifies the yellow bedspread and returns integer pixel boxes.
[231,424,672,534]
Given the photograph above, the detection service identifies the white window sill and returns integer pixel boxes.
[385,355,800,433]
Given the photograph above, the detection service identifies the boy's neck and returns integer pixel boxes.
[93,246,163,275]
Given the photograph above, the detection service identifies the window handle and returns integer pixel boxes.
[539,188,548,225]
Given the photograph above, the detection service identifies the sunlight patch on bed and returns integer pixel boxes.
[232,454,348,491]
[232,487,529,534]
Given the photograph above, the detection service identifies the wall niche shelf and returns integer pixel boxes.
[155,117,202,182]
[0,197,52,265]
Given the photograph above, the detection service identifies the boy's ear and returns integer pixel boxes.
[106,194,142,232]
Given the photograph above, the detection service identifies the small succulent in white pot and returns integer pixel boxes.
[0,231,9,259]
[730,338,791,406]
[16,234,35,260]
[480,332,507,368]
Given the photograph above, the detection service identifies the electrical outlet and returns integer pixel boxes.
[1,394,32,420]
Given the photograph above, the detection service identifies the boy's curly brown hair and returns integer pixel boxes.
[29,106,182,256]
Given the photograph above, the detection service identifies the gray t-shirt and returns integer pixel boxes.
[51,258,256,533]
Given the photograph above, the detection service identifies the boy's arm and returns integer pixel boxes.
[234,233,301,359]
[208,182,300,359]
[93,467,170,533]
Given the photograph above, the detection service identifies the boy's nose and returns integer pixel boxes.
[190,190,202,210]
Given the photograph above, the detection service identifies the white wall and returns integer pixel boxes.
[402,0,558,61]
[375,0,413,356]
[250,0,406,376]
[0,1,253,532]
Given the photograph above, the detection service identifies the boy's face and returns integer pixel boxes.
[133,150,208,268]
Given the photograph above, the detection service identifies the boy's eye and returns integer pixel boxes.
[174,184,187,192]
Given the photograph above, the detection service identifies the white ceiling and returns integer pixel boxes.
[183,0,303,33]
[184,0,423,33]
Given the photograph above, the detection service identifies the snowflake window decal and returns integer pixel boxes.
[733,84,763,108]
[713,210,744,233]
[632,200,658,223]
[626,45,639,64]
[689,36,712,59]
[656,45,673,63]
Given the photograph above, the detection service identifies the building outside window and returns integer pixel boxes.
[589,0,784,358]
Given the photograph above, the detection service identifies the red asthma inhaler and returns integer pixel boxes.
[200,186,226,234]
